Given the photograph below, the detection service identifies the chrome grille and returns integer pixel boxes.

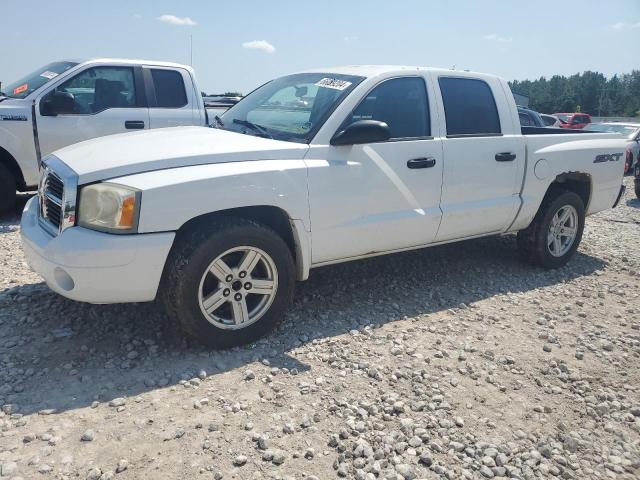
[37,156,78,236]
[40,171,64,231]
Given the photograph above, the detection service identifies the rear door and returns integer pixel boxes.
[431,74,524,242]
[36,65,149,156]
[144,67,200,128]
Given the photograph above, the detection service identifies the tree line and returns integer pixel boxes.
[509,70,640,117]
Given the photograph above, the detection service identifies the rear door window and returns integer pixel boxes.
[343,77,430,139]
[438,77,501,136]
[151,69,188,108]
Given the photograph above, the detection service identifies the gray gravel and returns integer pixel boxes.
[0,181,639,479]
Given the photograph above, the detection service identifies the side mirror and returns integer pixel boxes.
[40,91,75,116]
[330,120,391,146]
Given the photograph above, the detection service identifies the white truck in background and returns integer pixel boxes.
[21,65,627,348]
[0,59,208,213]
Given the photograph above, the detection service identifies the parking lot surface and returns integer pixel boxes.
[0,179,639,479]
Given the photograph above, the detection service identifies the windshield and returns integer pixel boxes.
[1,61,78,99]
[554,114,571,123]
[218,73,365,143]
[584,123,640,138]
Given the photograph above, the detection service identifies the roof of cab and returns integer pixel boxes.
[299,65,500,80]
[77,58,193,72]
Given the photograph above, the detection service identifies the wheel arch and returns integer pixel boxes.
[0,145,25,191]
[543,171,592,211]
[173,205,311,281]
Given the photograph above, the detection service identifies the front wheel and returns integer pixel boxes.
[517,190,585,269]
[161,218,295,348]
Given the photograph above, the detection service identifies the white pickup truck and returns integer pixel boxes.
[0,58,207,213]
[21,66,626,348]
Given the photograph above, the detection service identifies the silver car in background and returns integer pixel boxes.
[584,122,640,172]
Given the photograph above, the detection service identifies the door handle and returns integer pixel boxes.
[125,120,145,130]
[407,157,436,169]
[495,152,516,162]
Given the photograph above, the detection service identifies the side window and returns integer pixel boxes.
[151,69,188,108]
[56,67,136,114]
[519,112,533,127]
[438,77,501,136]
[343,77,430,139]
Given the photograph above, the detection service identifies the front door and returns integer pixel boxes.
[306,76,444,264]
[36,65,149,157]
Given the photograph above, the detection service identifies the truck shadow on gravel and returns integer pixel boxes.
[0,235,606,416]
[0,193,34,232]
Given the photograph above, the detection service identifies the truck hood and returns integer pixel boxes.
[51,126,310,184]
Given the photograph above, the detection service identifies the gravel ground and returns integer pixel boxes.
[0,180,639,480]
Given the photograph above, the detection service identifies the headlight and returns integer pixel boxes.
[78,183,140,233]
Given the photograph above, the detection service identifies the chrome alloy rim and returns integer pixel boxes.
[547,205,578,257]
[198,246,278,330]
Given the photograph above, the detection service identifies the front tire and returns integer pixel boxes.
[517,190,585,269]
[0,163,17,216]
[161,217,295,349]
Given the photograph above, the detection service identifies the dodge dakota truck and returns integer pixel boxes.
[0,58,208,213]
[20,66,626,348]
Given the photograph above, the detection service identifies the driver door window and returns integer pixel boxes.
[342,77,430,139]
[36,66,148,157]
[55,67,137,114]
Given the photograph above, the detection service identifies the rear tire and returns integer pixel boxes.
[161,217,295,349]
[517,190,585,269]
[635,183,640,200]
[0,163,17,216]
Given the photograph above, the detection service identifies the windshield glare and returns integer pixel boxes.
[218,73,364,143]
[2,61,78,99]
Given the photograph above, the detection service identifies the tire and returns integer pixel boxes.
[161,217,295,349]
[0,163,17,216]
[517,190,585,269]
[635,182,640,200]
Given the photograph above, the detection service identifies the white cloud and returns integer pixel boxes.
[483,33,512,43]
[242,40,276,54]
[157,14,197,26]
[611,21,640,30]
[344,36,359,42]
[133,14,142,19]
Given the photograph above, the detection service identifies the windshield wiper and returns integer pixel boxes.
[212,115,224,128]
[233,119,273,139]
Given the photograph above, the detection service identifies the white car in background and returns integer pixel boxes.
[584,123,640,171]
[540,113,561,128]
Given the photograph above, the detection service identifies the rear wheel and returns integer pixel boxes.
[517,190,585,269]
[0,163,16,216]
[161,217,295,348]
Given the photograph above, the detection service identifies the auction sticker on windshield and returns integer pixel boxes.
[40,71,59,80]
[13,84,28,95]
[316,78,352,90]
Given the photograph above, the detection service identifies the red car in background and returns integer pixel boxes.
[553,112,592,129]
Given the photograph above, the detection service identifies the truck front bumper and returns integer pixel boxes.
[20,197,175,304]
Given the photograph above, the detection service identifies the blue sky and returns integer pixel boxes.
[2,0,639,94]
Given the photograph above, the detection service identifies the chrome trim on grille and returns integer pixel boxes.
[37,156,78,236]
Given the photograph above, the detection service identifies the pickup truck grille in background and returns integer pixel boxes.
[37,157,78,236]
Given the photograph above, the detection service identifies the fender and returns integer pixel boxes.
[111,159,312,279]
[509,136,626,232]
[0,101,40,188]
